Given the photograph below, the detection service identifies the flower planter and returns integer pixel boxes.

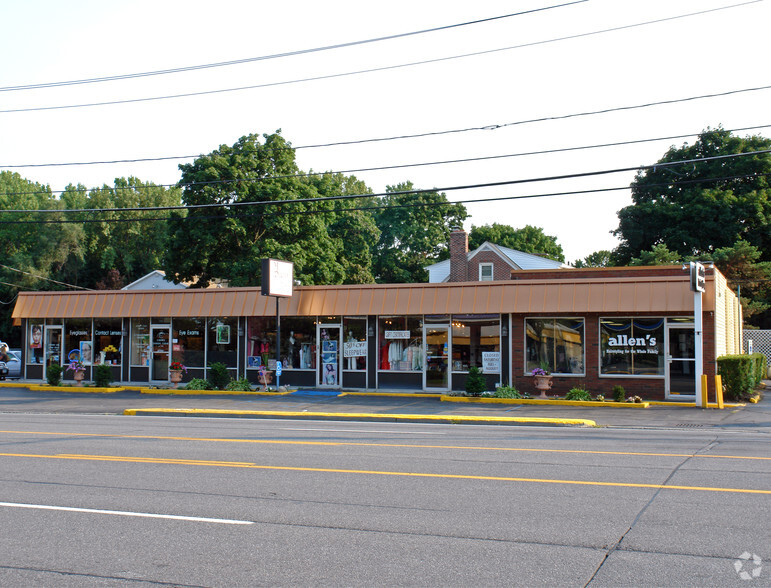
[533,374,553,399]
[259,371,273,391]
[169,369,183,389]
[73,371,86,387]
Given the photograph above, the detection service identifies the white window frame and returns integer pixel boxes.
[479,263,494,281]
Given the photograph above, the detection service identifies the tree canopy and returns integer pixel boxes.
[614,128,771,264]
[468,223,564,262]
[164,132,379,287]
[370,182,467,283]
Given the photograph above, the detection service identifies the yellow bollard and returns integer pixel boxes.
[701,374,709,408]
[715,374,724,409]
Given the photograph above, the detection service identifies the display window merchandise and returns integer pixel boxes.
[11,264,742,399]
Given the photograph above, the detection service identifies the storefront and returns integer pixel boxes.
[11,265,741,399]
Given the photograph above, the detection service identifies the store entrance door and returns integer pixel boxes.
[318,325,341,388]
[424,325,450,391]
[45,326,63,371]
[666,325,696,398]
[150,326,171,383]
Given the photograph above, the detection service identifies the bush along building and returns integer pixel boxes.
[11,232,741,401]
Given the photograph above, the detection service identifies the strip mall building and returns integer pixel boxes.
[11,258,742,401]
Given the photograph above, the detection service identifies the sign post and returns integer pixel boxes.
[690,262,705,407]
[261,259,294,390]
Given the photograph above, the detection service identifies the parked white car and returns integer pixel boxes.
[5,350,21,379]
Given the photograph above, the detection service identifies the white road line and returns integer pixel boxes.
[0,502,253,525]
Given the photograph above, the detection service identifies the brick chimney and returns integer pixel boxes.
[449,228,469,282]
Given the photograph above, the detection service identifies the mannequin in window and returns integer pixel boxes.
[346,331,356,370]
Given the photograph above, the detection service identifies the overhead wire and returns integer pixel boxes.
[0,263,92,290]
[3,122,771,170]
[0,1,761,114]
[0,2,587,92]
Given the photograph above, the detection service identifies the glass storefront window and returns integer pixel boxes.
[172,318,205,367]
[27,322,44,364]
[246,317,277,369]
[94,319,123,366]
[343,317,366,371]
[278,317,315,370]
[451,315,500,372]
[600,318,664,376]
[208,317,238,368]
[64,319,93,365]
[130,318,150,366]
[378,316,422,371]
[525,318,585,375]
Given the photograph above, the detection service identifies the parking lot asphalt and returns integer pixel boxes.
[0,382,768,429]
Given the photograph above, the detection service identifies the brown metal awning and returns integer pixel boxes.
[12,275,709,323]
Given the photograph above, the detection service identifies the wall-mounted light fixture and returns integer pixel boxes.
[238,326,244,337]
[367,325,375,337]
[501,324,508,337]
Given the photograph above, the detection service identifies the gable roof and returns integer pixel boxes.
[425,241,568,282]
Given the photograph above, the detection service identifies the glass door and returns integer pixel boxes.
[318,325,341,387]
[424,325,450,391]
[45,326,63,370]
[666,325,696,397]
[151,326,171,382]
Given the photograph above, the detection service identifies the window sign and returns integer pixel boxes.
[385,330,410,339]
[344,341,367,357]
[482,351,500,373]
[600,318,664,376]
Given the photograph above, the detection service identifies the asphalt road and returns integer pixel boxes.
[0,412,769,586]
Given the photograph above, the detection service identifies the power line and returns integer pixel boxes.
[0,263,92,290]
[0,2,586,92]
[3,170,765,227]
[2,148,769,212]
[1,1,760,114]
[4,122,771,170]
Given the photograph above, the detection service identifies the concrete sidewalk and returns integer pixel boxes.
[0,382,768,429]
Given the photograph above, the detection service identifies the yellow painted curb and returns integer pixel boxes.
[122,408,595,427]
[647,401,746,407]
[27,385,123,393]
[139,388,292,396]
[441,396,649,408]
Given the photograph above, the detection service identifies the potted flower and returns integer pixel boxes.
[531,364,553,399]
[169,361,186,388]
[102,344,118,365]
[258,365,273,391]
[66,359,87,386]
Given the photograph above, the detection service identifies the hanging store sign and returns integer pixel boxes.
[385,330,410,339]
[261,258,294,297]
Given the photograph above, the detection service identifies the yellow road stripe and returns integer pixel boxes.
[0,429,768,461]
[0,451,768,495]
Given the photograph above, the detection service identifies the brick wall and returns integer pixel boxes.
[509,311,716,401]
[471,251,513,281]
[449,230,469,282]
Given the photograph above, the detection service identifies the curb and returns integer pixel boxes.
[122,408,596,427]
[441,396,650,408]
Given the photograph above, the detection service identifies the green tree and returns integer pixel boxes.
[61,178,182,289]
[573,250,613,268]
[371,182,467,283]
[706,240,771,324]
[628,243,684,266]
[614,128,771,264]
[0,172,85,343]
[468,223,564,261]
[164,131,377,287]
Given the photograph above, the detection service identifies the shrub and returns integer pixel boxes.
[226,378,253,392]
[494,385,525,399]
[184,378,212,390]
[717,355,761,400]
[612,385,626,403]
[208,362,231,390]
[565,387,592,402]
[94,364,113,387]
[46,364,62,386]
[465,366,487,397]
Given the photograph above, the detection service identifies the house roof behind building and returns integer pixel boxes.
[425,242,568,282]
